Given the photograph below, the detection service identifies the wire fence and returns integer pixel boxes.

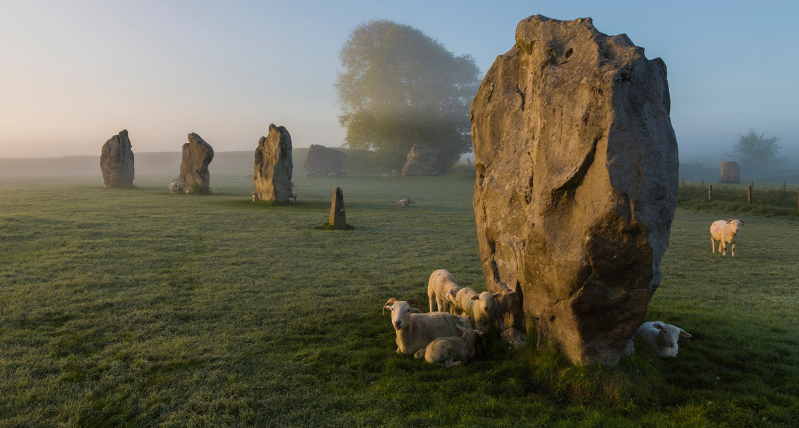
[678,180,799,210]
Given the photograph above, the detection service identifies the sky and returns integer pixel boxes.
[0,0,797,164]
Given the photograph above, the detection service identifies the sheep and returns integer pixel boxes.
[710,219,744,256]
[636,321,691,358]
[168,180,179,194]
[427,269,461,313]
[327,172,337,178]
[383,298,472,358]
[446,287,498,334]
[421,325,484,368]
[382,173,388,178]
[396,197,416,207]
[392,169,397,176]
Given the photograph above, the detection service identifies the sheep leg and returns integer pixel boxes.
[414,348,426,359]
[721,242,726,256]
[428,294,435,313]
[731,242,735,257]
[711,238,716,253]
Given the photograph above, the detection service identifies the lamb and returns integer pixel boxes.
[710,219,744,256]
[446,287,498,334]
[383,298,472,358]
[396,197,416,207]
[421,326,484,368]
[636,321,692,358]
[427,269,461,313]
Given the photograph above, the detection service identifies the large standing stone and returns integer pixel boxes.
[253,124,294,202]
[305,144,347,176]
[471,15,679,366]
[402,144,441,176]
[720,161,740,183]
[178,133,214,193]
[329,187,346,229]
[100,130,135,187]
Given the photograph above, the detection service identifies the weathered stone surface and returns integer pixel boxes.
[100,130,134,187]
[402,144,441,176]
[253,124,294,202]
[720,161,740,183]
[178,133,214,193]
[305,145,347,176]
[329,187,346,229]
[471,15,679,366]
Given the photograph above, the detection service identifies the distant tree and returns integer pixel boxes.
[334,20,481,169]
[725,129,785,172]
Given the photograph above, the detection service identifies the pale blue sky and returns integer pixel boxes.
[0,0,797,162]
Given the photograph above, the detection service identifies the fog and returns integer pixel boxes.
[0,1,797,176]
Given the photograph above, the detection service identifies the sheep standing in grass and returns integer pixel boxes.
[168,180,179,194]
[427,269,461,313]
[710,219,744,256]
[446,287,497,334]
[396,197,416,207]
[636,321,691,357]
[421,326,484,368]
[383,298,472,358]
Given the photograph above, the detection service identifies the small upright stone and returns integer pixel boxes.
[178,133,214,193]
[402,144,441,176]
[329,187,346,229]
[253,124,294,202]
[305,144,347,176]
[100,129,134,187]
[720,161,740,183]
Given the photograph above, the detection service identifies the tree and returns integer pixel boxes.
[725,129,785,172]
[335,20,481,169]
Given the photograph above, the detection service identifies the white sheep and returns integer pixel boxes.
[382,173,388,178]
[446,287,497,334]
[168,180,179,194]
[327,172,337,178]
[383,298,472,358]
[636,321,692,358]
[421,326,484,368]
[427,269,461,313]
[710,219,744,256]
[396,197,416,207]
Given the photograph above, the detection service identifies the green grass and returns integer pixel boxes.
[1,174,798,427]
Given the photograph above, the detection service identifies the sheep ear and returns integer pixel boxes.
[738,219,744,225]
[382,298,397,315]
[727,219,734,223]
[653,323,664,330]
[410,308,421,314]
[382,304,393,315]
[470,295,480,301]
[679,330,692,338]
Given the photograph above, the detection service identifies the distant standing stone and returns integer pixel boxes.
[402,144,441,176]
[100,129,134,187]
[305,144,347,176]
[329,187,346,229]
[465,158,471,166]
[720,161,740,183]
[178,133,214,193]
[253,124,294,202]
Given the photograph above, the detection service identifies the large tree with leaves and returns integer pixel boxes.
[725,129,785,172]
[335,20,481,169]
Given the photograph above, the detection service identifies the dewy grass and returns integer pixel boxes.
[1,174,798,427]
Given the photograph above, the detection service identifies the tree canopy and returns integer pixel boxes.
[725,129,785,172]
[335,20,481,169]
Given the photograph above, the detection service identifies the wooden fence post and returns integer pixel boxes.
[748,186,753,205]
[708,185,713,201]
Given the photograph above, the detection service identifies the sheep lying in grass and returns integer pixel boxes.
[636,321,692,357]
[446,287,497,334]
[383,298,472,358]
[427,269,461,313]
[710,219,744,256]
[396,197,416,207]
[421,325,484,368]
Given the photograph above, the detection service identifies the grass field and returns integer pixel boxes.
[1,174,798,427]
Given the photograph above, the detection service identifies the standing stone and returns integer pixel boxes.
[402,144,441,176]
[465,157,471,166]
[471,15,679,366]
[100,129,134,187]
[720,161,740,183]
[329,187,346,229]
[178,133,214,193]
[305,144,347,176]
[253,124,294,202]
